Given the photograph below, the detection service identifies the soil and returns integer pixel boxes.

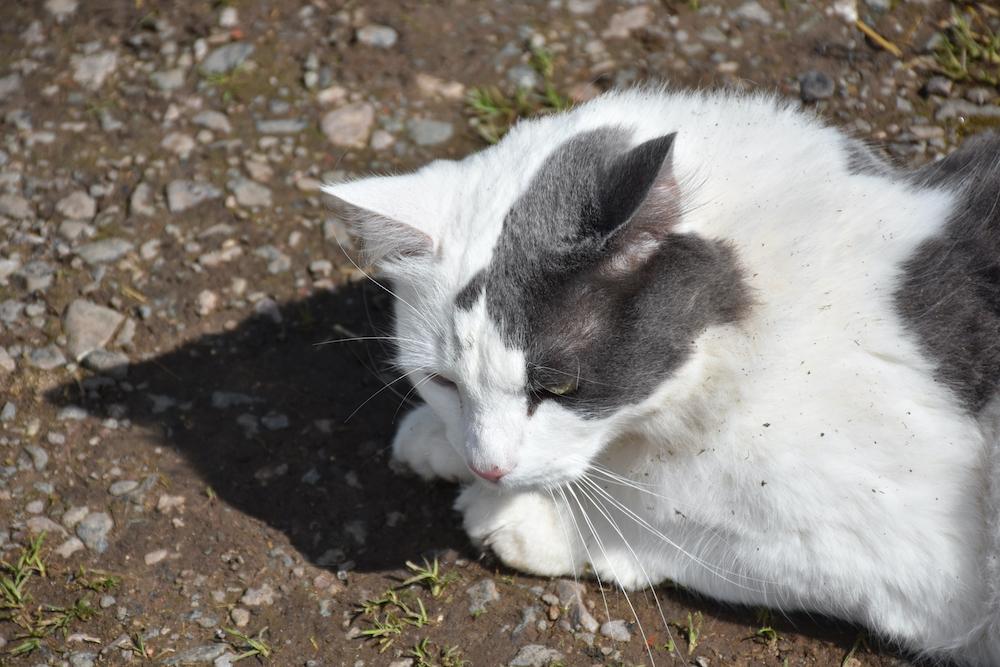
[0,0,995,665]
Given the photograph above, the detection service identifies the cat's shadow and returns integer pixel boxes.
[44,281,913,664]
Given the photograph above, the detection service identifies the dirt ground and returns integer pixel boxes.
[1,0,998,665]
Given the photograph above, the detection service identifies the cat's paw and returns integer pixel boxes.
[391,405,472,483]
[456,485,580,577]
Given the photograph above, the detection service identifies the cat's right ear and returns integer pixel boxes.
[322,171,442,266]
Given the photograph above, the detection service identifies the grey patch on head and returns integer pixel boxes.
[455,269,485,310]
[456,126,751,417]
[896,131,1000,412]
[844,138,894,176]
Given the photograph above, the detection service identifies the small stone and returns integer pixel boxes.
[910,125,945,140]
[407,118,453,146]
[240,583,276,606]
[0,73,22,101]
[0,194,34,219]
[144,548,169,565]
[28,345,67,370]
[799,70,835,102]
[230,607,250,627]
[56,537,85,558]
[966,87,995,106]
[27,517,67,537]
[16,261,54,292]
[196,290,219,316]
[151,68,185,91]
[56,191,97,221]
[161,132,196,159]
[167,180,222,213]
[63,506,90,528]
[219,6,239,27]
[356,24,398,48]
[413,73,465,101]
[467,579,500,615]
[924,76,953,97]
[71,51,118,90]
[109,479,139,496]
[936,99,1000,122]
[193,110,232,134]
[255,118,307,135]
[509,645,564,667]
[734,0,772,24]
[507,64,541,90]
[0,402,14,422]
[77,238,133,265]
[602,6,653,39]
[321,102,375,148]
[64,299,124,362]
[99,595,116,608]
[75,512,113,553]
[600,619,632,642]
[157,494,186,513]
[201,42,254,75]
[24,444,48,471]
[309,260,332,277]
[130,182,156,216]
[45,0,77,18]
[163,645,226,665]
[228,177,272,208]
[254,245,291,274]
[567,0,600,14]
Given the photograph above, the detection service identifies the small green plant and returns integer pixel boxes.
[74,568,121,593]
[354,589,431,652]
[408,638,470,667]
[750,608,779,645]
[399,557,455,598]
[129,631,152,660]
[1,533,47,611]
[9,636,41,657]
[465,46,571,144]
[35,598,97,637]
[224,627,273,662]
[677,611,703,655]
[934,5,1000,86]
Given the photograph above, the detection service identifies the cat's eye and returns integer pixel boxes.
[429,374,456,390]
[540,379,578,397]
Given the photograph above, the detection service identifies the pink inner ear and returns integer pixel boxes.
[326,194,433,264]
[599,173,682,277]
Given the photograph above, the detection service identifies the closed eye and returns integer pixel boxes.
[429,374,457,390]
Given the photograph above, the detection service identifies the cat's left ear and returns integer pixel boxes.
[594,132,680,273]
[322,168,447,266]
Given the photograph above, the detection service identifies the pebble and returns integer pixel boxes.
[0,402,14,422]
[0,73,22,101]
[799,70,835,102]
[71,51,118,90]
[56,537,85,558]
[556,579,599,633]
[966,87,995,106]
[602,6,653,39]
[924,76,953,97]
[255,118,307,134]
[321,102,375,148]
[567,0,600,14]
[63,506,90,528]
[76,511,113,553]
[27,517,67,537]
[467,579,500,615]
[509,645,565,667]
[414,73,465,101]
[57,191,97,221]
[254,245,291,274]
[408,118,454,146]
[167,180,223,212]
[193,110,232,134]
[600,619,632,642]
[83,349,130,379]
[0,193,34,219]
[151,68,185,91]
[144,548,169,565]
[507,64,541,90]
[163,644,226,665]
[240,583,276,606]
[28,345,67,370]
[24,444,49,470]
[356,24,399,48]
[76,238,132,265]
[201,42,255,74]
[230,607,250,627]
[64,299,125,361]
[161,132,196,159]
[130,182,156,216]
[46,0,78,19]
[228,177,272,208]
[220,6,239,27]
[109,479,139,496]
[936,99,1000,121]
[734,0,772,24]
[196,290,218,316]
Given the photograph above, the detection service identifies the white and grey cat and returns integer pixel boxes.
[323,89,1000,665]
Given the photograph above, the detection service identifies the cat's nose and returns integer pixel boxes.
[471,464,509,482]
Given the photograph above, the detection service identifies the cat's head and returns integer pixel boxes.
[323,117,748,489]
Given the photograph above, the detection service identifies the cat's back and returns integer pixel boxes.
[896,132,1000,413]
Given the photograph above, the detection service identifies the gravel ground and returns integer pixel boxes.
[1,0,998,665]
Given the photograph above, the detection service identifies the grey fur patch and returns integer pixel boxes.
[896,131,1000,412]
[844,138,893,176]
[457,127,750,417]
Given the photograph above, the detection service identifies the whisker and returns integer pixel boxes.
[557,486,613,624]
[344,365,430,423]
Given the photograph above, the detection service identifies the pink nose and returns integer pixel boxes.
[471,465,508,482]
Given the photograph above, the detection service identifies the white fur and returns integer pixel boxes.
[324,89,998,664]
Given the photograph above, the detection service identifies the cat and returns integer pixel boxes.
[323,88,1000,665]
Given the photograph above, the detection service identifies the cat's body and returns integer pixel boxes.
[323,89,1000,664]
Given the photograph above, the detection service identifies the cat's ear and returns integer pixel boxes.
[594,132,678,239]
[322,171,441,265]
[594,133,680,274]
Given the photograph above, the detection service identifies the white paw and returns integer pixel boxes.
[456,485,580,577]
[391,405,472,483]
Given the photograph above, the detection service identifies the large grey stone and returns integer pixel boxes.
[75,512,113,553]
[166,180,222,213]
[408,118,453,146]
[56,191,97,221]
[321,102,374,148]
[0,194,33,219]
[76,238,133,265]
[64,299,124,361]
[201,42,254,74]
[509,645,564,667]
[71,51,118,90]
